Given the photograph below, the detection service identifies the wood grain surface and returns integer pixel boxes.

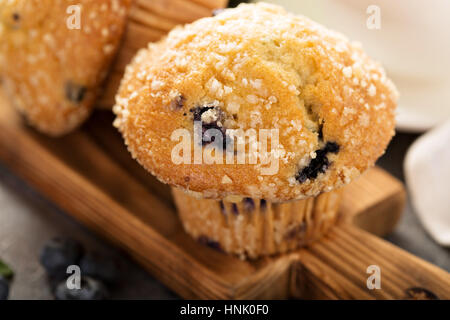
[1,0,449,299]
[1,87,449,299]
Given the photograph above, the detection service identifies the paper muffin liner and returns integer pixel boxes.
[171,188,342,259]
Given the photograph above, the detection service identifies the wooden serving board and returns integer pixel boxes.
[1,88,450,299]
[1,0,450,299]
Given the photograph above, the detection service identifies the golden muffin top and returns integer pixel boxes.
[113,3,398,202]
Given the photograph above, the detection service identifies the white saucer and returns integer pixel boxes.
[395,79,450,133]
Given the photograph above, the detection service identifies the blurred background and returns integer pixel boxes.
[1,0,449,299]
[260,0,450,132]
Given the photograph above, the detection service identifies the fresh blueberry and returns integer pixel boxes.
[219,201,225,214]
[170,94,185,110]
[79,252,119,285]
[231,203,239,215]
[12,12,20,22]
[296,142,340,183]
[198,236,222,252]
[0,276,9,300]
[54,276,109,300]
[190,105,227,148]
[260,199,267,210]
[65,81,87,103]
[191,106,214,122]
[318,123,324,140]
[243,198,255,212]
[39,237,84,278]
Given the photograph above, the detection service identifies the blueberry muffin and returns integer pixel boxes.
[0,0,130,136]
[113,3,398,258]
